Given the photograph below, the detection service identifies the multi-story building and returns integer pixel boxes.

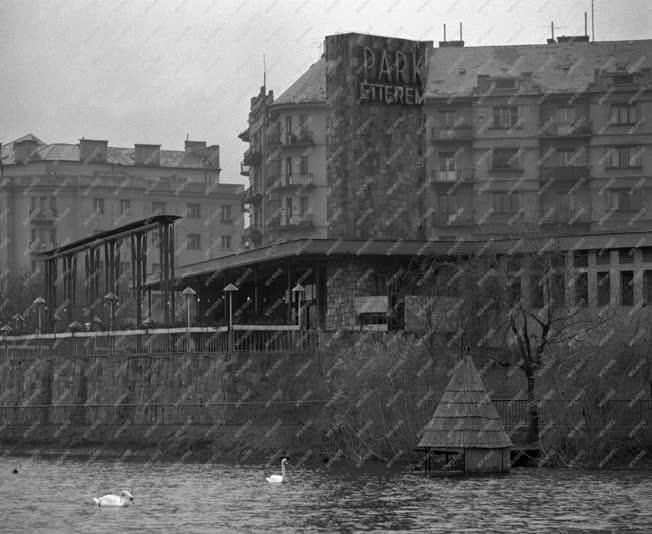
[0,135,244,276]
[171,32,652,330]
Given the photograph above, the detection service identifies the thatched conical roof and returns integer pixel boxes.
[418,354,513,450]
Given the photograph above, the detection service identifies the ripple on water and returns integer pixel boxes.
[1,460,651,533]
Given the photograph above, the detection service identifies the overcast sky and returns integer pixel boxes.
[1,0,649,186]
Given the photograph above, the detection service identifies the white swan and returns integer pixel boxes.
[92,490,134,507]
[266,458,287,484]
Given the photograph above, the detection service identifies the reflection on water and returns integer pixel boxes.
[1,456,651,533]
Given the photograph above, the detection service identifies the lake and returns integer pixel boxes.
[1,456,651,533]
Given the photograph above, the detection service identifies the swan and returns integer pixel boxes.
[266,458,287,484]
[92,490,134,507]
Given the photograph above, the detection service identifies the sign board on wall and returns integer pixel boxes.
[358,47,425,105]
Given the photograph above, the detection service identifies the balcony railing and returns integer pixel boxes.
[432,126,473,141]
[432,210,475,226]
[285,130,314,145]
[540,166,590,181]
[240,163,250,176]
[29,240,55,252]
[279,173,314,187]
[539,121,592,137]
[270,214,314,229]
[243,146,262,165]
[243,187,262,204]
[431,168,474,183]
[539,209,591,225]
[29,209,57,221]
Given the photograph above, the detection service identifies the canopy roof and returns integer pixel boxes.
[418,354,513,450]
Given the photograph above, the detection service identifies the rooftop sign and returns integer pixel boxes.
[359,47,424,106]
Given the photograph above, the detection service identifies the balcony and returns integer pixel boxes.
[539,209,591,225]
[243,187,262,204]
[243,146,262,165]
[29,240,55,252]
[432,126,473,141]
[431,168,474,183]
[540,166,590,181]
[240,163,250,176]
[270,214,314,230]
[432,210,475,226]
[285,130,314,146]
[539,120,592,137]
[243,225,263,247]
[266,132,282,147]
[29,209,56,222]
[278,173,314,188]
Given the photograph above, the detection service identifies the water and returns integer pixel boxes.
[1,456,651,533]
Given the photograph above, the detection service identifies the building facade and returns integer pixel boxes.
[217,32,652,329]
[0,135,244,277]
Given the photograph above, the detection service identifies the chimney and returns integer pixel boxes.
[556,35,590,43]
[13,139,39,164]
[134,144,161,166]
[185,140,207,153]
[79,139,108,163]
[203,144,220,169]
[439,40,464,47]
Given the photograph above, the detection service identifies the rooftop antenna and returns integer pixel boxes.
[584,12,588,36]
[263,53,267,90]
[459,22,462,41]
[186,133,189,141]
[443,23,447,42]
[591,0,595,41]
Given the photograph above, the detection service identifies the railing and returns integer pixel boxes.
[432,210,475,226]
[0,326,320,358]
[29,209,57,221]
[0,399,648,433]
[243,147,262,165]
[431,168,474,183]
[285,130,314,145]
[539,121,592,136]
[270,214,314,229]
[433,126,473,141]
[540,165,590,181]
[280,173,313,187]
[240,163,250,176]
[243,187,262,203]
[539,208,591,225]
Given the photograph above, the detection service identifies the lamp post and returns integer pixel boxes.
[33,297,46,333]
[292,283,306,350]
[181,287,197,352]
[143,316,155,354]
[68,321,83,358]
[223,284,238,351]
[103,292,119,332]
[1,324,12,359]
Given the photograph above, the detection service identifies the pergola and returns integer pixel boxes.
[36,215,179,331]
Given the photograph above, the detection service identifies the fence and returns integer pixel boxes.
[0,399,648,433]
[0,326,322,359]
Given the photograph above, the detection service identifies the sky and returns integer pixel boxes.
[1,0,650,187]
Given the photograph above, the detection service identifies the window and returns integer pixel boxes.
[611,189,642,211]
[439,152,457,171]
[492,148,521,170]
[299,114,309,129]
[49,228,56,245]
[608,146,641,168]
[221,205,232,223]
[557,149,575,167]
[50,197,57,216]
[612,74,634,86]
[93,198,104,214]
[30,228,37,244]
[596,249,611,265]
[152,263,160,273]
[575,272,588,307]
[435,193,458,224]
[621,271,634,306]
[187,203,201,219]
[494,78,516,90]
[438,110,459,128]
[492,106,518,128]
[221,235,231,250]
[555,106,576,124]
[530,275,544,309]
[269,159,281,180]
[597,272,611,306]
[645,270,652,304]
[31,260,39,273]
[573,251,588,268]
[619,249,635,264]
[300,156,309,174]
[300,197,309,216]
[119,262,130,275]
[285,157,293,177]
[285,198,293,219]
[611,104,637,125]
[119,199,131,215]
[285,116,293,140]
[152,201,166,215]
[187,234,201,250]
[491,192,519,214]
[508,275,521,305]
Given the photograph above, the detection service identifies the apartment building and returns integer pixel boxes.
[0,135,244,276]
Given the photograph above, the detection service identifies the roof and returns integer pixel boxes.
[36,215,181,260]
[265,38,652,106]
[425,39,652,98]
[417,354,513,450]
[0,134,219,169]
[273,57,327,106]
